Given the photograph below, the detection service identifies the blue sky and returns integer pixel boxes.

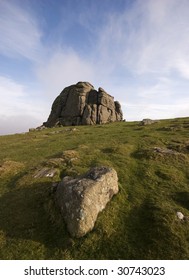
[1,0,189,135]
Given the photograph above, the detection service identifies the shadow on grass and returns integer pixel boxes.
[0,182,72,253]
[131,149,150,160]
[172,191,189,211]
[5,171,28,190]
[123,199,189,259]
[101,147,116,154]
[1,181,189,259]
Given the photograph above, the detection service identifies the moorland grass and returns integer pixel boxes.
[0,118,189,259]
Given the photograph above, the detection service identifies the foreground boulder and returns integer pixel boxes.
[55,166,119,238]
[44,82,123,127]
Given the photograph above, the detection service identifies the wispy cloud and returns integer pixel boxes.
[123,98,189,121]
[36,49,95,96]
[137,78,174,100]
[0,76,40,116]
[95,0,189,79]
[0,1,42,61]
[86,0,189,121]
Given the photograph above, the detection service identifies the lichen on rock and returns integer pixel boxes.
[55,166,119,238]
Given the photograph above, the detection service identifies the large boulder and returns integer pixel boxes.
[44,82,123,127]
[55,166,119,238]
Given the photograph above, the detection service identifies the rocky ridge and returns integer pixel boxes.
[44,82,123,127]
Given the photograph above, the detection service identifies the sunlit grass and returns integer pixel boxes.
[0,117,189,259]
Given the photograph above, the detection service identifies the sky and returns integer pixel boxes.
[0,0,189,135]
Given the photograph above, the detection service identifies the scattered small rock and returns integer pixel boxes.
[29,128,36,132]
[140,119,158,126]
[153,147,179,155]
[36,125,47,131]
[65,128,79,132]
[177,211,184,220]
[29,125,47,132]
[176,211,189,222]
[46,130,63,135]
[33,167,57,178]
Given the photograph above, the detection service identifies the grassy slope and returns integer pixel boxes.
[0,118,189,259]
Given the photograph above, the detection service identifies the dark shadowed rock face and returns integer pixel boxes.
[44,82,123,127]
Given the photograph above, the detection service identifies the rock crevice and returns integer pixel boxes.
[44,82,123,127]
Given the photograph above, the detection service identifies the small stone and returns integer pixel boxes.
[177,211,184,220]
[153,147,179,155]
[33,168,57,178]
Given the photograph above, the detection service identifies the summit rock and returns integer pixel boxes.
[44,82,123,127]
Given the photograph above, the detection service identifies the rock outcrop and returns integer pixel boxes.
[140,119,158,125]
[55,166,119,238]
[44,82,123,127]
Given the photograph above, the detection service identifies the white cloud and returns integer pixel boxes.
[174,57,189,80]
[0,114,41,135]
[0,1,42,60]
[0,76,39,116]
[95,0,189,79]
[0,76,25,99]
[137,78,173,100]
[123,100,189,121]
[88,0,189,121]
[0,76,47,134]
[36,49,95,97]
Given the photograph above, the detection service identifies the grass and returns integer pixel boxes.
[0,117,189,259]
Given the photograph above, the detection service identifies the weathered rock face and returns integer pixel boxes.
[55,166,119,238]
[44,82,123,127]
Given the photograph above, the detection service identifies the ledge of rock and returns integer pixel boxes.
[55,166,119,238]
[44,82,123,127]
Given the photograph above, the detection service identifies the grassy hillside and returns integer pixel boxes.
[0,117,189,260]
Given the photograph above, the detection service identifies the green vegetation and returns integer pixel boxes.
[0,117,189,259]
